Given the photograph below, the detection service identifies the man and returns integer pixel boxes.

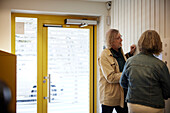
[98,29,136,113]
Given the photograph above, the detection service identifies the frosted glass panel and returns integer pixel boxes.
[15,17,37,113]
[48,28,90,113]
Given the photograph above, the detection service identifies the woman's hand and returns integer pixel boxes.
[130,44,136,55]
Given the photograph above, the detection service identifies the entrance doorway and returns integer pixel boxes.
[12,14,96,113]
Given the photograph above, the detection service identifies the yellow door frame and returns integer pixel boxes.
[11,13,97,113]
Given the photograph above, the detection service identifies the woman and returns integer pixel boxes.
[120,30,170,113]
[98,29,136,113]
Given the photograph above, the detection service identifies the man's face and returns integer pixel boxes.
[112,33,123,50]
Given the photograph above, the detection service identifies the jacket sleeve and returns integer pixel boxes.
[119,62,128,89]
[160,63,170,100]
[99,53,121,83]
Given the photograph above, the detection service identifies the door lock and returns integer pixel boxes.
[43,80,46,83]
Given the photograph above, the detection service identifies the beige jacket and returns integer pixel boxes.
[98,48,127,108]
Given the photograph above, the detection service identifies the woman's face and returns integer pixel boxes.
[112,33,123,50]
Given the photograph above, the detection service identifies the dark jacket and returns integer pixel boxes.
[120,52,170,108]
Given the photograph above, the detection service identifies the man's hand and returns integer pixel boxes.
[130,44,136,55]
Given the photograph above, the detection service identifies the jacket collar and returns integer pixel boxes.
[104,47,127,61]
[105,48,113,56]
[105,48,123,56]
[139,52,154,57]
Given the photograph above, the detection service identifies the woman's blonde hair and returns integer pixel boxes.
[105,29,119,49]
[138,30,162,55]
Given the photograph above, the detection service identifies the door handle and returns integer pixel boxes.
[43,74,51,103]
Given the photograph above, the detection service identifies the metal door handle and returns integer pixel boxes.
[43,74,51,103]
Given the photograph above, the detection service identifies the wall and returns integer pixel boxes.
[0,8,11,52]
[110,0,170,113]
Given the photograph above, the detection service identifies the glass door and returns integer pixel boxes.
[14,17,37,113]
[12,14,95,113]
[46,27,91,113]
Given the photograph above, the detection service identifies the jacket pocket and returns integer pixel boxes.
[110,62,117,71]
